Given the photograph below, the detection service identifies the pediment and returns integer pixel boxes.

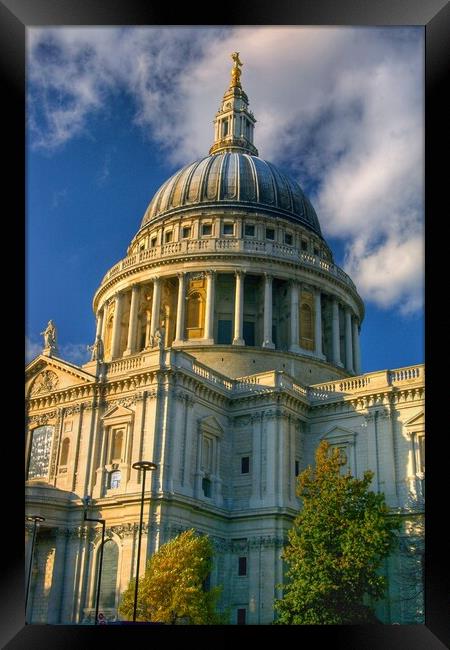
[404,411,425,428]
[321,425,356,442]
[199,415,224,435]
[102,404,134,422]
[26,355,96,397]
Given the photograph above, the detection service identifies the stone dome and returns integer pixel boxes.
[140,152,322,237]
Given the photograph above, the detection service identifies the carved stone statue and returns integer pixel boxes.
[154,326,165,350]
[41,320,57,352]
[88,335,104,362]
[230,52,243,87]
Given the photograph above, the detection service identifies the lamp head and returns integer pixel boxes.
[132,460,157,472]
[26,515,45,524]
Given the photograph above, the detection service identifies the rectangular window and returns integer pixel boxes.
[150,237,157,248]
[313,246,319,256]
[266,228,275,240]
[182,226,191,239]
[295,460,300,477]
[237,608,246,625]
[203,573,211,592]
[28,426,54,480]
[202,477,211,497]
[165,231,173,243]
[244,224,255,237]
[243,321,255,346]
[238,557,247,576]
[109,470,121,489]
[202,223,212,236]
[217,319,232,344]
[285,232,293,245]
[301,239,308,251]
[241,456,250,474]
[223,222,234,236]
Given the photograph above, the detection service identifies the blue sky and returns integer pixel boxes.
[26,26,424,373]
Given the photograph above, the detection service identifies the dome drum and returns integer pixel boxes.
[92,264,362,382]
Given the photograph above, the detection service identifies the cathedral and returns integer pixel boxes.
[25,54,424,625]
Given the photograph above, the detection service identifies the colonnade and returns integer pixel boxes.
[96,270,361,374]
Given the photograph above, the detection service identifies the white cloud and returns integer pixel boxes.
[60,343,91,366]
[25,337,42,363]
[27,26,424,315]
[25,336,90,366]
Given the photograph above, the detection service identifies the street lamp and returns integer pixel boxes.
[132,460,157,622]
[83,495,106,625]
[25,515,45,620]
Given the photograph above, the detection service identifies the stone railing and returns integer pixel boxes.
[389,366,422,383]
[101,238,356,291]
[107,355,144,376]
[191,362,234,391]
[234,370,278,393]
[309,365,424,402]
[103,351,423,403]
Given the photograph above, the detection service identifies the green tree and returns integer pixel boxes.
[275,441,400,624]
[118,529,227,624]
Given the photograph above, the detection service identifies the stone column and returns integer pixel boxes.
[289,281,301,353]
[233,270,245,346]
[262,274,275,349]
[250,413,263,507]
[124,285,140,356]
[314,289,324,358]
[345,307,354,372]
[174,272,186,344]
[204,271,216,343]
[95,306,104,339]
[47,529,68,623]
[100,303,108,343]
[352,317,361,374]
[110,292,124,359]
[331,297,342,366]
[149,277,161,341]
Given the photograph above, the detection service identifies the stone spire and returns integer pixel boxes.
[209,53,258,156]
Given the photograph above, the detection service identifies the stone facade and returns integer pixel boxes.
[25,56,424,625]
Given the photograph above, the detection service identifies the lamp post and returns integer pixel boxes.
[83,495,106,625]
[25,515,45,620]
[132,460,157,622]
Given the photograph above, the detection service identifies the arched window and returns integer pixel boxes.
[186,291,205,339]
[97,540,119,610]
[27,425,54,480]
[60,437,70,466]
[187,292,201,328]
[111,429,123,461]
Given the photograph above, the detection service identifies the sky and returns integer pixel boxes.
[26,26,424,374]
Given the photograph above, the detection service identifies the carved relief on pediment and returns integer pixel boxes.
[30,370,59,396]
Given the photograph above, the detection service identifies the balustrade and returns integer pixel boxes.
[100,238,357,292]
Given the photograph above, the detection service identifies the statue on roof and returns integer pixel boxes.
[88,335,104,362]
[41,319,58,355]
[230,52,243,87]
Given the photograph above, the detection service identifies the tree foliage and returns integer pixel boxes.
[118,529,227,624]
[275,441,400,624]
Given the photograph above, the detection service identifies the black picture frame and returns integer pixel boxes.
[3,1,448,647]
